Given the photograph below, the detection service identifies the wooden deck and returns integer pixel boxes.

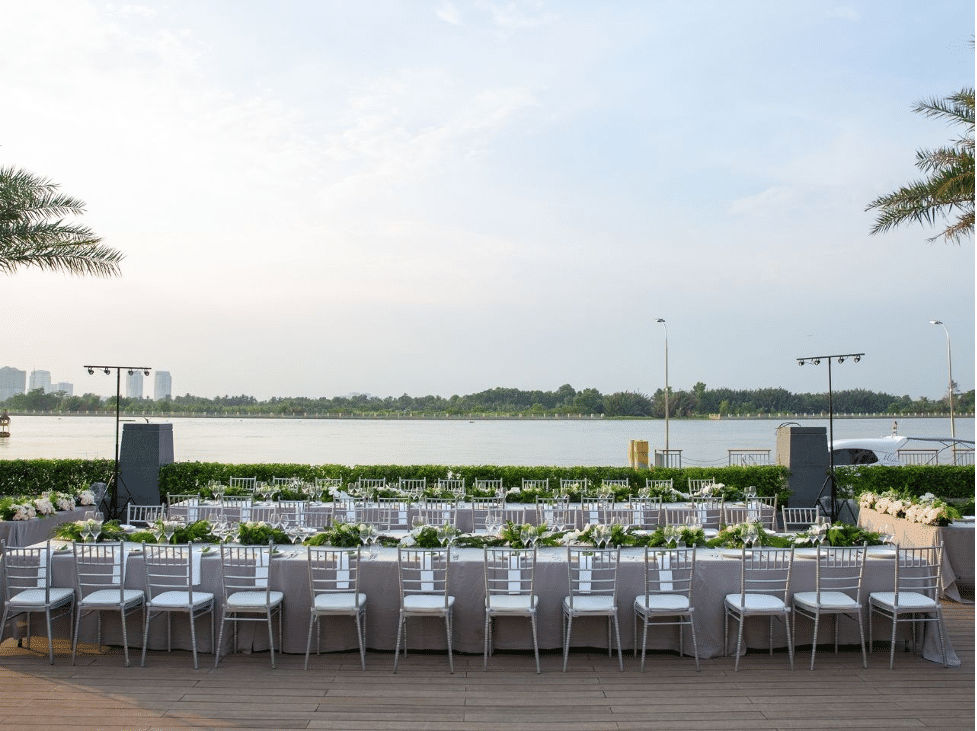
[1,599,972,731]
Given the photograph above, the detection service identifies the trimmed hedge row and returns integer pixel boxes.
[0,459,113,498]
[835,465,975,501]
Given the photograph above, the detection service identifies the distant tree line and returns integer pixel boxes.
[2,382,973,418]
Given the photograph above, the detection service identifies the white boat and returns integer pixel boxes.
[831,424,974,466]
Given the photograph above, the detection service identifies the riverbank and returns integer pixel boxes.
[1,411,971,420]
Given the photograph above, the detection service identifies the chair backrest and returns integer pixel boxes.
[219,543,274,604]
[192,505,226,524]
[688,498,724,528]
[73,541,127,599]
[643,547,695,598]
[522,478,550,491]
[604,505,637,528]
[566,547,619,604]
[307,546,360,597]
[229,477,257,491]
[127,503,166,527]
[535,497,574,530]
[742,497,777,529]
[271,477,295,486]
[781,507,818,531]
[143,544,194,602]
[372,498,411,531]
[663,506,696,527]
[646,479,674,490]
[315,477,343,490]
[484,547,536,599]
[397,548,451,605]
[893,545,943,601]
[398,478,426,497]
[248,505,281,524]
[471,498,504,532]
[559,478,587,494]
[627,499,663,529]
[814,545,865,599]
[167,493,199,508]
[357,478,387,491]
[1,540,55,602]
[723,505,758,527]
[275,501,306,528]
[437,478,466,496]
[416,499,457,527]
[687,478,717,493]
[601,479,630,489]
[736,547,793,602]
[474,478,503,493]
[579,496,611,526]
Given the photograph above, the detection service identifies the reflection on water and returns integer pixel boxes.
[0,415,971,466]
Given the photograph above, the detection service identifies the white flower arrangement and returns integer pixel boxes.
[55,495,76,512]
[12,503,37,521]
[33,497,56,516]
[859,490,960,526]
[77,490,96,506]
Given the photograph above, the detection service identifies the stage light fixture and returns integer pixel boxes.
[87,368,94,375]
[103,368,111,375]
[143,370,150,376]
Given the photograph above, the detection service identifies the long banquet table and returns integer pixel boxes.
[43,541,958,668]
[0,507,90,548]
[857,507,974,601]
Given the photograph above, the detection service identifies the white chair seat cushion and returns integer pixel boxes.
[148,591,214,609]
[487,594,538,613]
[869,591,939,611]
[793,591,859,611]
[314,592,366,611]
[80,589,144,607]
[403,594,455,612]
[563,595,617,614]
[8,588,74,609]
[725,593,787,612]
[635,594,690,614]
[226,590,284,610]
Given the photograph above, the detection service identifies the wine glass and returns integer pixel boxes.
[163,521,177,545]
[412,514,426,531]
[743,523,758,549]
[89,518,103,543]
[878,523,893,547]
[79,522,93,543]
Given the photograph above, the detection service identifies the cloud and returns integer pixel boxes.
[727,186,794,217]
[435,0,463,26]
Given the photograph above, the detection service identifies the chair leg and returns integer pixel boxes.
[530,613,540,674]
[562,613,573,673]
[393,612,404,673]
[855,612,867,669]
[305,612,316,670]
[267,611,276,669]
[889,610,897,670]
[483,612,491,671]
[355,611,366,671]
[45,609,55,665]
[189,609,199,670]
[810,611,820,671]
[446,610,454,674]
[141,609,153,668]
[215,613,228,668]
[612,615,623,672]
[689,616,700,672]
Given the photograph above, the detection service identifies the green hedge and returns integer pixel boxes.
[835,465,975,500]
[0,459,113,497]
[157,462,792,504]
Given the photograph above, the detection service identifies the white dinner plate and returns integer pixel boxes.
[720,549,752,559]
[793,548,818,559]
[866,546,897,558]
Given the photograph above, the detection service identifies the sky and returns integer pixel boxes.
[2,0,974,403]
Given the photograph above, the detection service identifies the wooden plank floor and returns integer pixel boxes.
[1,599,972,731]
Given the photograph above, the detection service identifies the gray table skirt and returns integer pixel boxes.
[858,507,974,600]
[44,544,958,667]
[0,507,91,548]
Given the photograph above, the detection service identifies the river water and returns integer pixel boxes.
[0,415,971,466]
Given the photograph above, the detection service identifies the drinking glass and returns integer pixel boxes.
[412,515,426,531]
[79,523,93,543]
[163,522,177,544]
[89,519,103,543]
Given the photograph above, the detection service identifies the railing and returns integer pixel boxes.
[654,449,682,468]
[897,449,940,465]
[727,449,772,466]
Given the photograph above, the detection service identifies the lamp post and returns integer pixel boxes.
[930,320,957,463]
[656,318,669,457]
[84,365,152,519]
[796,353,863,521]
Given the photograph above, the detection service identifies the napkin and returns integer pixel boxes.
[508,554,522,593]
[421,552,434,592]
[255,549,270,588]
[337,551,351,590]
[579,554,592,593]
[658,552,673,592]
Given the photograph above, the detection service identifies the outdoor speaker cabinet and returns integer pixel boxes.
[776,425,828,508]
[119,422,174,506]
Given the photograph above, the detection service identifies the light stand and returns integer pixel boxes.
[930,320,957,464]
[796,353,863,522]
[84,364,152,520]
[656,318,674,465]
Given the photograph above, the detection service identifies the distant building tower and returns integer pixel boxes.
[154,371,172,400]
[29,369,52,393]
[126,370,144,399]
[0,367,27,402]
[53,382,74,396]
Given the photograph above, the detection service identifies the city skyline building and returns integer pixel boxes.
[53,382,74,396]
[29,370,51,393]
[0,366,27,401]
[154,371,172,400]
[126,370,144,399]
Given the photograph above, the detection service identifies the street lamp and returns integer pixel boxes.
[656,318,669,456]
[930,320,957,462]
[84,364,152,519]
[796,352,864,521]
